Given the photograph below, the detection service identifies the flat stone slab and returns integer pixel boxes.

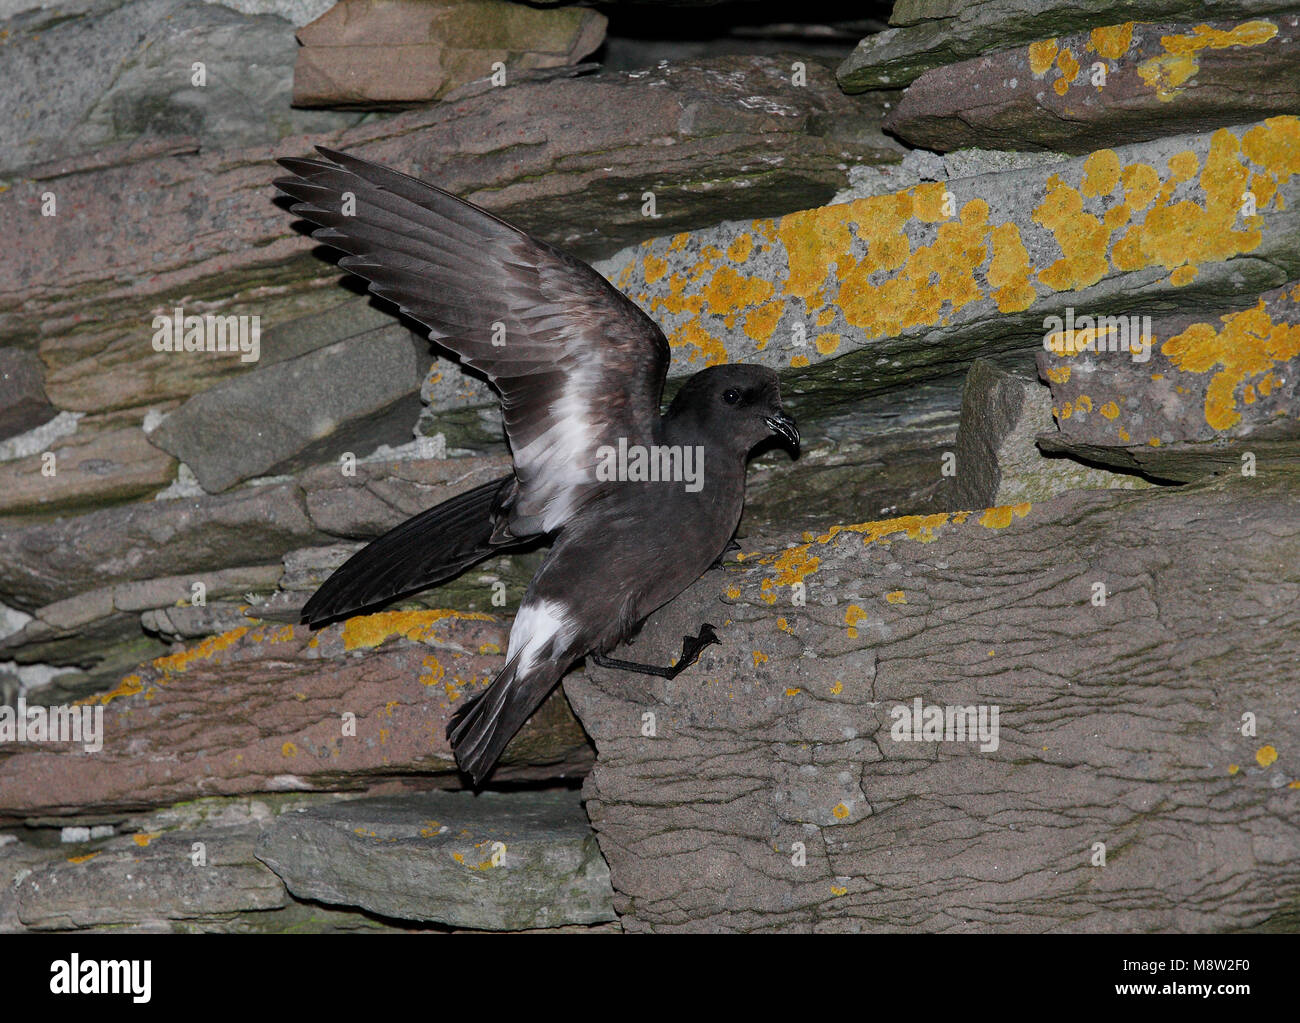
[256,790,615,929]
[837,0,1300,91]
[885,16,1300,154]
[566,476,1300,932]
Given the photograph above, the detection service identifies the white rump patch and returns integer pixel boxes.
[507,599,576,675]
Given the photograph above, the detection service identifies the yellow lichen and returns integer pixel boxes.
[341,610,492,652]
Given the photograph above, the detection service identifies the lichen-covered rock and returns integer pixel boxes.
[566,476,1300,932]
[1036,281,1300,480]
[0,609,593,822]
[837,0,1299,91]
[293,0,607,106]
[598,118,1300,397]
[255,790,616,929]
[885,16,1300,154]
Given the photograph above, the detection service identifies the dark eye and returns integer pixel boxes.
[722,388,741,405]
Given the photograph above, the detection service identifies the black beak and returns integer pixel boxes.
[764,410,800,453]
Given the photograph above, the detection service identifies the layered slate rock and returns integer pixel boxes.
[1036,281,1300,480]
[885,17,1300,154]
[598,118,1300,397]
[0,0,363,175]
[11,823,287,931]
[0,609,593,821]
[293,0,607,106]
[256,790,616,929]
[0,452,510,610]
[565,476,1300,932]
[146,323,431,492]
[948,358,1148,509]
[837,0,1300,91]
[2,55,901,416]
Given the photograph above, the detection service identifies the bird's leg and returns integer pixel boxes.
[710,537,742,570]
[591,624,720,680]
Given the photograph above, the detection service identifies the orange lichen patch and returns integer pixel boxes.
[67,853,100,865]
[133,832,161,847]
[1090,22,1134,61]
[1170,265,1198,286]
[1075,394,1094,413]
[668,320,729,366]
[280,741,298,758]
[1257,745,1278,767]
[777,201,858,307]
[643,254,669,285]
[979,503,1032,529]
[1034,175,1111,290]
[727,233,754,264]
[832,802,850,820]
[1228,763,1240,775]
[830,886,848,896]
[1028,38,1059,76]
[1104,203,1131,230]
[726,585,741,599]
[743,299,784,347]
[1081,150,1121,198]
[1100,401,1120,419]
[1163,20,1279,55]
[1120,162,1162,212]
[1168,150,1200,183]
[1162,298,1300,430]
[1045,324,1120,356]
[753,650,769,667]
[830,680,843,695]
[152,627,249,676]
[1046,366,1072,384]
[785,687,801,696]
[340,610,492,652]
[703,264,774,316]
[1138,22,1279,102]
[815,333,841,355]
[885,590,907,604]
[90,673,144,706]
[1149,436,1162,446]
[1118,427,1131,442]
[816,307,836,327]
[1053,48,1080,95]
[911,181,951,222]
[478,642,500,655]
[1242,116,1300,183]
[844,604,867,638]
[790,354,810,368]
[418,654,445,686]
[987,222,1036,312]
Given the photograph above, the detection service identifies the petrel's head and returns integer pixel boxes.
[668,364,799,456]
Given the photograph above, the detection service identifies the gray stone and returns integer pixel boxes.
[0,0,363,175]
[256,790,615,929]
[950,357,1149,509]
[14,827,287,930]
[0,349,55,440]
[147,324,431,492]
[566,474,1300,931]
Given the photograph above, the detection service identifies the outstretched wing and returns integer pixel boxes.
[274,147,669,539]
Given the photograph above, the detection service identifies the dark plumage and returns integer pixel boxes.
[276,148,798,784]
